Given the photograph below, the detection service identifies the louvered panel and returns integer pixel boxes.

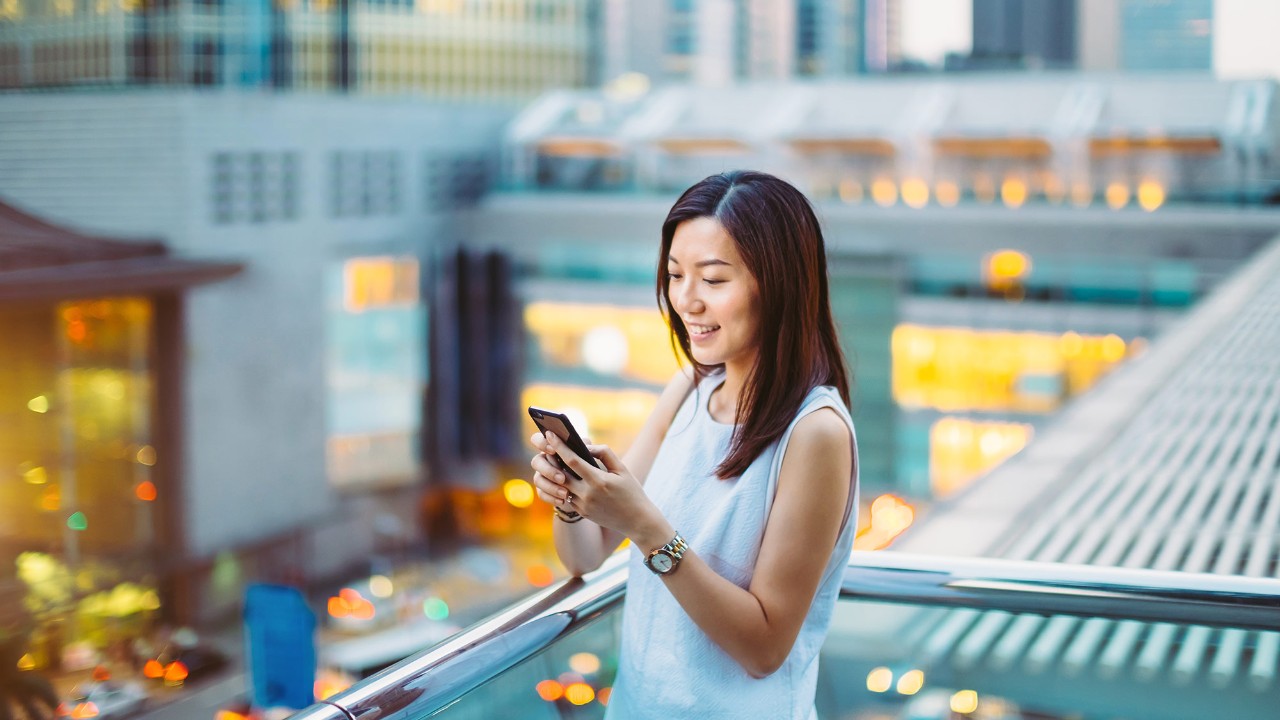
[908,243,1280,691]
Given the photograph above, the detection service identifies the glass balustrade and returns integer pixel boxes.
[292,553,1280,720]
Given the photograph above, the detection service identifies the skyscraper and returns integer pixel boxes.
[971,0,1076,69]
[1078,0,1213,72]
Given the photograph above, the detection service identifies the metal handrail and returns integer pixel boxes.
[289,551,1280,720]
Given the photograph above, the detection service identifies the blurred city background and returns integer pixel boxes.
[1,0,1278,718]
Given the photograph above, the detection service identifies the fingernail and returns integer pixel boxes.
[556,473,565,482]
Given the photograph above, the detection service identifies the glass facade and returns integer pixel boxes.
[0,0,598,99]
[1121,0,1213,72]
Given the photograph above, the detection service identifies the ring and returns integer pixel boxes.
[565,493,575,505]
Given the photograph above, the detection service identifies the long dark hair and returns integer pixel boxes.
[658,170,851,479]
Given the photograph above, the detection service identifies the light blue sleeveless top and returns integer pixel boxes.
[604,375,859,720]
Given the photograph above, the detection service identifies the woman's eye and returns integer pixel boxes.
[667,272,683,281]
[703,278,725,286]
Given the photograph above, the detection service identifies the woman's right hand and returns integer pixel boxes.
[530,432,573,508]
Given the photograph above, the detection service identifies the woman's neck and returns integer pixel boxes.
[709,362,750,424]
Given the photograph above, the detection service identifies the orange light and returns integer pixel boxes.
[339,588,362,603]
[350,599,376,620]
[901,178,929,208]
[71,701,100,718]
[91,665,111,682]
[135,481,158,502]
[143,659,164,679]
[871,178,898,207]
[536,679,564,702]
[1105,182,1130,209]
[328,596,352,618]
[215,712,249,720]
[935,180,960,207]
[67,320,87,343]
[164,661,189,685]
[1137,180,1165,211]
[1001,178,1027,208]
[526,564,554,587]
[564,682,595,705]
[1070,182,1093,207]
[598,686,612,705]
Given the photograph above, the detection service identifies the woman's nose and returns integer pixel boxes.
[673,282,702,313]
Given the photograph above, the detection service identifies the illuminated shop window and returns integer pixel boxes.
[0,298,155,556]
[930,417,1033,497]
[327,256,426,488]
[524,302,682,386]
[892,324,1133,413]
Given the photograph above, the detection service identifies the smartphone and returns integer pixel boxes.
[528,406,601,479]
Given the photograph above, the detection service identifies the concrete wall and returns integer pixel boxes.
[0,94,510,610]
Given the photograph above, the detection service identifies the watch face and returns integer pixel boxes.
[650,552,674,573]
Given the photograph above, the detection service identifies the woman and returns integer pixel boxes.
[530,170,858,719]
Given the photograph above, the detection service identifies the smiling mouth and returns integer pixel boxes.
[688,323,720,336]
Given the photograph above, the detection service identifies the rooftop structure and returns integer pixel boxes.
[505,74,1280,204]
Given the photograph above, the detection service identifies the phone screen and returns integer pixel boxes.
[528,406,600,479]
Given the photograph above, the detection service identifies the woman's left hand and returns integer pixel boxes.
[542,432,663,541]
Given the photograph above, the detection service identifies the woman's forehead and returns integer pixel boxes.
[669,217,740,263]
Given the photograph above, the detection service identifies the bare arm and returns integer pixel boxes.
[550,406,853,677]
[530,368,695,576]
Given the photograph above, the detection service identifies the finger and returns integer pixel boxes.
[590,444,624,473]
[536,488,563,506]
[530,432,549,451]
[532,472,567,497]
[545,432,594,478]
[532,454,566,482]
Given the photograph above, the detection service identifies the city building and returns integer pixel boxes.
[0,92,509,624]
[1078,0,1213,72]
[0,0,601,100]
[602,0,887,86]
[970,0,1077,70]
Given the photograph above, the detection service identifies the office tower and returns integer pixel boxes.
[1078,0,1212,72]
[972,0,1076,69]
[863,0,901,72]
[0,0,601,99]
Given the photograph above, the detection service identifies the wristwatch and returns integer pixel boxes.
[644,531,688,576]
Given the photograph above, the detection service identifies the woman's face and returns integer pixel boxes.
[666,217,761,374]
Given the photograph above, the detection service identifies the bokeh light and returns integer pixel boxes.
[896,668,924,695]
[423,597,450,621]
[866,666,893,693]
[951,689,980,714]
[568,652,601,675]
[564,682,595,705]
[503,479,535,508]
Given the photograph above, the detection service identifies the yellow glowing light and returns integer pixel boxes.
[1137,180,1165,211]
[536,679,564,702]
[986,250,1031,283]
[871,178,898,207]
[503,479,536,508]
[564,683,595,705]
[16,654,35,671]
[1060,331,1084,358]
[866,666,893,693]
[935,180,960,207]
[951,689,979,714]
[22,466,47,485]
[1070,182,1093,207]
[901,178,929,208]
[896,669,924,695]
[343,257,419,313]
[368,575,394,599]
[136,445,156,466]
[1001,178,1028,208]
[27,395,49,413]
[1101,334,1127,362]
[838,179,864,203]
[569,652,601,675]
[1105,182,1130,209]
